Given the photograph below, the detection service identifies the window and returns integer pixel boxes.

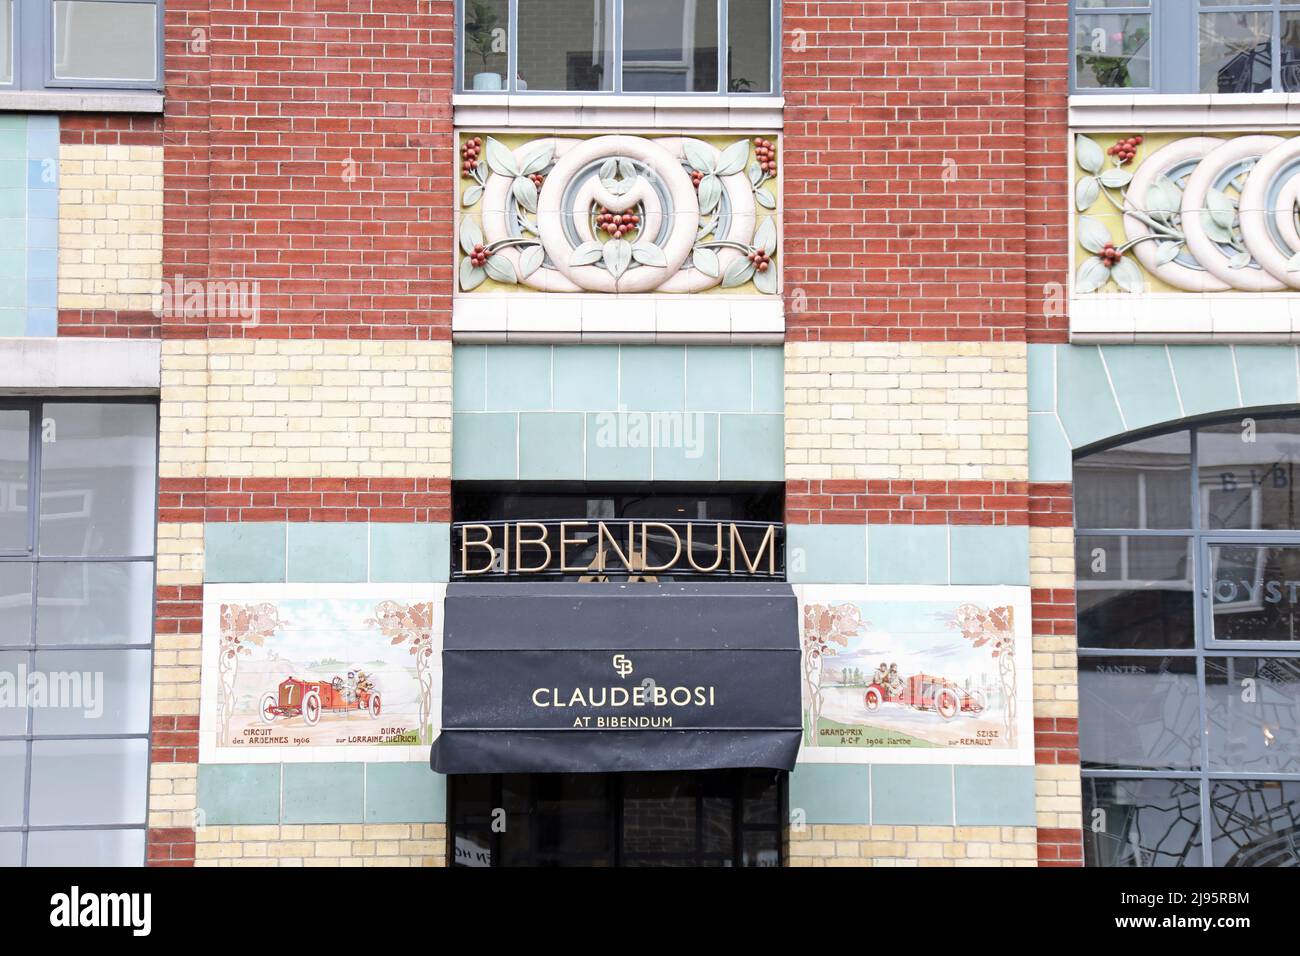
[449,770,785,866]
[1075,412,1300,866]
[0,0,162,93]
[458,0,776,94]
[1072,1,1300,93]
[0,400,158,867]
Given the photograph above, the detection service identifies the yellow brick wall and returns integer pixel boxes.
[58,144,163,311]
[153,522,203,720]
[789,825,1037,866]
[195,824,447,867]
[784,342,1028,480]
[160,339,454,479]
[149,764,199,831]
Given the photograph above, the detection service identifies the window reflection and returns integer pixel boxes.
[1209,544,1300,643]
[1076,535,1194,650]
[1199,418,1300,531]
[1084,777,1202,867]
[1210,780,1300,866]
[1201,12,1272,93]
[1074,431,1191,530]
[1206,658,1300,774]
[1079,656,1201,771]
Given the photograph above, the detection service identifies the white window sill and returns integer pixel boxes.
[0,90,164,114]
[1070,92,1300,128]
[453,94,784,130]
[1071,294,1300,343]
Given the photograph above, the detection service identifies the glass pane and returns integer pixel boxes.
[742,831,779,867]
[0,409,29,550]
[728,0,771,93]
[1079,656,1201,770]
[30,649,152,736]
[1074,14,1152,89]
[623,0,719,93]
[516,0,613,92]
[742,768,780,824]
[462,0,509,91]
[39,403,157,558]
[500,773,612,865]
[1201,12,1273,94]
[1284,13,1300,92]
[0,0,11,85]
[0,831,20,866]
[1206,658,1300,773]
[1083,777,1202,867]
[1076,535,1194,650]
[27,737,148,826]
[0,740,25,826]
[26,828,145,867]
[1074,431,1190,530]
[53,1,158,82]
[1209,544,1300,642]
[0,651,27,735]
[450,774,494,867]
[0,563,32,646]
[623,772,697,855]
[36,561,153,646]
[1210,780,1300,867]
[1200,418,1300,530]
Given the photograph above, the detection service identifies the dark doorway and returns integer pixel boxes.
[449,769,786,867]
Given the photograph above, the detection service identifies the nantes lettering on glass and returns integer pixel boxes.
[455,519,780,578]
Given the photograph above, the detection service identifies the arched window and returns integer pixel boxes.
[1075,412,1300,867]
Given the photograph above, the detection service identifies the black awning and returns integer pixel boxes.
[430,582,802,774]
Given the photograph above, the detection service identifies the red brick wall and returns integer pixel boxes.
[782,2,1031,342]
[161,0,456,341]
[786,479,1029,525]
[1025,1,1071,344]
[158,476,453,523]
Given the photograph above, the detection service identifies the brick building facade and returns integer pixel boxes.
[2,0,1291,869]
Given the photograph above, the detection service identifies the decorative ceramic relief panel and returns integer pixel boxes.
[1073,131,1300,295]
[457,132,781,296]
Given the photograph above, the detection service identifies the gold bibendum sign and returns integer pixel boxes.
[452,519,782,579]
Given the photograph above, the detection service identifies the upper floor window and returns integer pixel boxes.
[1073,0,1300,94]
[458,0,776,95]
[0,0,162,93]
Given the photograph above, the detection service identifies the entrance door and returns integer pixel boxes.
[449,769,785,867]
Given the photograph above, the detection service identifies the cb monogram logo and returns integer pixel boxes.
[612,654,633,678]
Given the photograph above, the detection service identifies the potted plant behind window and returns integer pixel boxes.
[466,0,503,90]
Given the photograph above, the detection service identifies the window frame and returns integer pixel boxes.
[1070,0,1300,95]
[2,0,164,94]
[1075,411,1300,866]
[0,397,160,868]
[454,0,780,97]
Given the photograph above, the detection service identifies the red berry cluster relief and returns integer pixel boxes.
[747,249,772,272]
[754,138,777,174]
[1100,242,1123,266]
[596,206,640,239]
[1107,135,1143,165]
[690,169,704,188]
[529,173,544,188]
[461,137,483,177]
[468,243,492,267]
